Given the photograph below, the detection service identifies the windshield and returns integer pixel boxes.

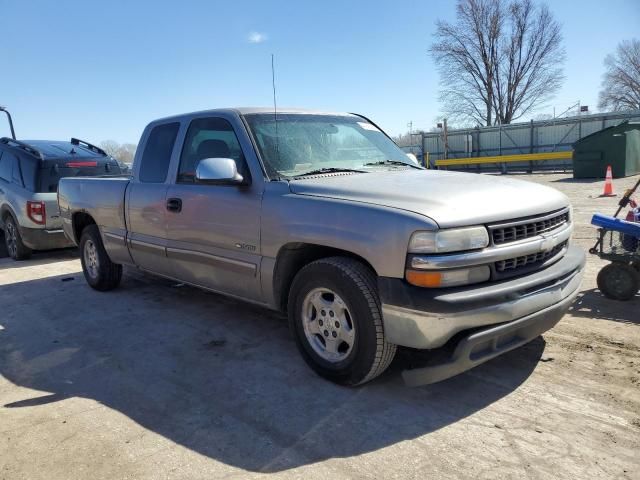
[244,113,420,178]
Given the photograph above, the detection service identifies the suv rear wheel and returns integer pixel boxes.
[4,215,32,261]
[288,257,396,386]
[80,225,122,291]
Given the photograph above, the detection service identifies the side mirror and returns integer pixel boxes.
[195,158,244,185]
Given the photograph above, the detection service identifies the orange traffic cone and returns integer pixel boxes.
[600,165,616,197]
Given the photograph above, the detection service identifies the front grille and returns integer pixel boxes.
[491,210,569,245]
[495,241,568,273]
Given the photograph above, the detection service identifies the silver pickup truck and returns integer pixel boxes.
[58,108,585,386]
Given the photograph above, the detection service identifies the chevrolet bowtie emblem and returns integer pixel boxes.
[540,234,558,252]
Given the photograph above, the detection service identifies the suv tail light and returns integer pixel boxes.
[66,161,98,168]
[27,201,46,225]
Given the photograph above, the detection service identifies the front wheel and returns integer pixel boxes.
[288,257,396,386]
[597,262,639,301]
[80,225,122,291]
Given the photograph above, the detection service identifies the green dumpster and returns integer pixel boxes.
[573,121,640,178]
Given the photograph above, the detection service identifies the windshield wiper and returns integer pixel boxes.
[363,160,422,169]
[294,167,368,178]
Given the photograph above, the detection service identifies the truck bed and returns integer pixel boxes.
[58,176,130,245]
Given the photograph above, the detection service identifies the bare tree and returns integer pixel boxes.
[115,143,137,164]
[598,39,640,112]
[100,140,137,164]
[430,0,564,126]
[99,140,120,157]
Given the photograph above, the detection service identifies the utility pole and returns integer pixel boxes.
[443,118,449,160]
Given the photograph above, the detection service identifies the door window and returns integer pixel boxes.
[0,152,22,186]
[139,122,180,183]
[177,117,247,183]
[11,155,24,187]
[0,152,10,182]
[19,156,37,191]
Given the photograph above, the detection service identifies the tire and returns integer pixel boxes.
[597,262,640,301]
[4,215,32,260]
[79,224,122,291]
[288,256,396,386]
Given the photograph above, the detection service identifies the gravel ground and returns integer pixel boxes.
[0,173,638,480]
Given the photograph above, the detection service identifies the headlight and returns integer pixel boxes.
[406,266,490,288]
[408,227,489,254]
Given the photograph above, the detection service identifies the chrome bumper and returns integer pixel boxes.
[380,246,585,350]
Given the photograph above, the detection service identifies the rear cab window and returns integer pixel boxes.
[139,122,180,183]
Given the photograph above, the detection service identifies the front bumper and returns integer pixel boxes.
[379,245,585,385]
[19,226,74,251]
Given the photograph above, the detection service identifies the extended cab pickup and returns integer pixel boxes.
[58,108,585,386]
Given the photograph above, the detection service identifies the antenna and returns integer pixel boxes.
[271,54,280,166]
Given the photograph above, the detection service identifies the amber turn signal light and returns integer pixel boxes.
[405,270,443,288]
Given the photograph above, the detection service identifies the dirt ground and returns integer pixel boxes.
[0,173,638,480]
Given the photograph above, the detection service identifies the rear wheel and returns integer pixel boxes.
[597,262,639,301]
[80,225,122,291]
[288,257,396,386]
[4,215,32,260]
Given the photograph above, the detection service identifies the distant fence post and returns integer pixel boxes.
[499,124,507,174]
[578,117,582,139]
[528,119,534,173]
[421,132,427,168]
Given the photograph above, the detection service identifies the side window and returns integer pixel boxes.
[11,155,24,187]
[0,151,10,182]
[19,157,37,192]
[177,117,246,183]
[139,122,180,183]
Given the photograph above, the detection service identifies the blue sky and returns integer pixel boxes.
[1,0,639,144]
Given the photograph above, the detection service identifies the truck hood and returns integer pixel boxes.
[288,169,569,228]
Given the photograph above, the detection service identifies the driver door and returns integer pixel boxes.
[164,116,263,301]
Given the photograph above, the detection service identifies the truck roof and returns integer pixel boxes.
[151,107,359,123]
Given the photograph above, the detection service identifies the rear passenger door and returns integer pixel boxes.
[126,122,180,277]
[164,115,263,301]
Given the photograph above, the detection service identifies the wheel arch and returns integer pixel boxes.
[72,211,97,244]
[0,204,18,225]
[272,242,377,312]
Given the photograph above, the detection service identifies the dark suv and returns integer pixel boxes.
[0,137,123,260]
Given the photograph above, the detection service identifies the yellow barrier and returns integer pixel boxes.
[434,151,573,167]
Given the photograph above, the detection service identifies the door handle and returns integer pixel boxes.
[166,197,182,212]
